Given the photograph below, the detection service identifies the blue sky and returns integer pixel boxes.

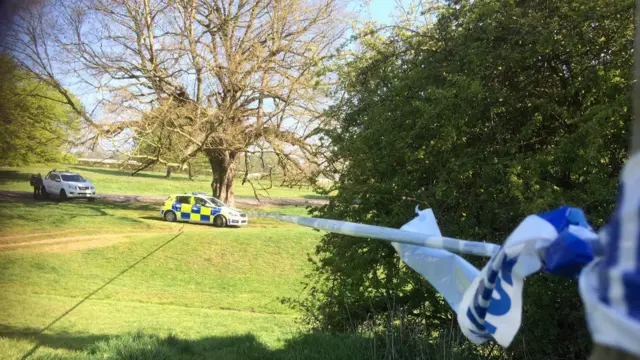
[68,0,414,153]
[350,0,413,25]
[355,0,402,24]
[76,0,412,111]
[71,0,413,127]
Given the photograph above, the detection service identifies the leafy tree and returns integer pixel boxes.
[303,0,634,359]
[7,0,347,205]
[0,53,80,166]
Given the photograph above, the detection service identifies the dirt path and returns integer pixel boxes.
[0,230,78,241]
[0,190,328,206]
[0,230,179,250]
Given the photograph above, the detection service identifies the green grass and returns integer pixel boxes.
[0,199,480,359]
[0,164,329,200]
[0,199,312,239]
[0,199,332,359]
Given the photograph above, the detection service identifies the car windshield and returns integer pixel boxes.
[61,174,86,182]
[204,197,226,207]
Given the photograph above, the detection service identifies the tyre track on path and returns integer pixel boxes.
[0,230,179,250]
[0,190,328,206]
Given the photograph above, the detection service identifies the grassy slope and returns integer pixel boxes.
[0,199,338,359]
[0,199,312,238]
[0,200,478,359]
[0,164,328,200]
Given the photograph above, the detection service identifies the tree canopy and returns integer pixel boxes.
[6,0,348,204]
[304,0,634,359]
[0,53,80,166]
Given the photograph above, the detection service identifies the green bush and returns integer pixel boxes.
[30,330,480,360]
[299,0,634,359]
[0,54,81,167]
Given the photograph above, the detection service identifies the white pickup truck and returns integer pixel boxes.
[41,170,97,201]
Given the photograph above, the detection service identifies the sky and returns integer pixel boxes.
[73,0,414,117]
[354,0,412,25]
[64,0,414,154]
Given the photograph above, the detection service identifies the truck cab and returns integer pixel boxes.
[42,170,97,201]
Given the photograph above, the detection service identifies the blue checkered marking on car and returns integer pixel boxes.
[201,215,210,223]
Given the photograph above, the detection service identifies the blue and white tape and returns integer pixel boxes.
[252,205,598,348]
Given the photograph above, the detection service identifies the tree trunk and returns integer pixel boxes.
[165,166,173,178]
[188,162,194,180]
[182,161,194,180]
[207,149,238,206]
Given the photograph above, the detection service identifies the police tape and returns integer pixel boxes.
[248,209,500,258]
[249,206,598,348]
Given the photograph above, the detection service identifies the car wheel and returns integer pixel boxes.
[164,210,177,222]
[88,198,96,202]
[60,189,68,201]
[41,186,49,199]
[213,215,227,228]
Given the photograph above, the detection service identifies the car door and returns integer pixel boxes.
[42,172,52,192]
[173,196,193,221]
[48,174,61,194]
[193,197,213,224]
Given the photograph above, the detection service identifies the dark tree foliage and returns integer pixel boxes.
[301,0,634,359]
[0,54,80,166]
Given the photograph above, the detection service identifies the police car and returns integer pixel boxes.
[41,170,97,201]
[160,192,248,227]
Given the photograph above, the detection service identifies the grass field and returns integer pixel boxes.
[0,164,328,200]
[0,178,478,359]
[0,198,367,359]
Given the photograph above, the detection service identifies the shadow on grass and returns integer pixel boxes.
[140,216,168,222]
[140,216,250,230]
[0,198,160,227]
[301,194,330,201]
[0,326,379,360]
[2,230,186,360]
[0,326,110,352]
[0,170,31,184]
[139,216,214,227]
[20,198,159,212]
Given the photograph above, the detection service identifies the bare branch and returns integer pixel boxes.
[6,0,350,204]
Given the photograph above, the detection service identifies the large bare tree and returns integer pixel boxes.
[6,0,347,205]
